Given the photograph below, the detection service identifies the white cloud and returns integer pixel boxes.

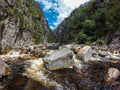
[50,26,55,30]
[36,0,90,29]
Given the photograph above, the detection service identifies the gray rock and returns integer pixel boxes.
[44,48,75,70]
[107,30,120,49]
[0,0,51,53]
[100,45,108,51]
[76,46,93,62]
[98,50,108,57]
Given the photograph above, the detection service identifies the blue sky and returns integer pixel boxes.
[36,0,90,30]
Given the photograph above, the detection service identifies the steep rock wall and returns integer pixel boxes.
[0,0,51,52]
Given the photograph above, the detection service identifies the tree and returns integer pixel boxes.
[75,31,87,44]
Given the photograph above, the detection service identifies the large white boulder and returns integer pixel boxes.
[44,48,75,70]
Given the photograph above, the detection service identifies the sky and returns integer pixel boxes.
[36,0,90,30]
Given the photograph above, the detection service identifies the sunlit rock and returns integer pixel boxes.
[0,50,21,61]
[73,55,83,72]
[24,58,62,88]
[105,68,120,83]
[44,48,75,70]
[76,46,93,62]
[72,44,81,54]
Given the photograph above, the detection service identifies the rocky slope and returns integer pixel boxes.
[0,44,120,90]
[54,0,120,47]
[0,0,51,53]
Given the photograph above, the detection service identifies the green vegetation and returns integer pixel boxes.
[58,0,120,44]
[75,31,87,43]
[7,0,49,44]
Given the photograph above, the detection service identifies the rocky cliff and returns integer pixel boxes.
[0,0,51,53]
[54,0,120,47]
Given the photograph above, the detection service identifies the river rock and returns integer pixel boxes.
[72,44,81,54]
[105,68,120,83]
[44,48,75,70]
[7,50,21,57]
[76,46,93,62]
[107,52,120,60]
[47,43,60,49]
[21,44,46,58]
[98,50,108,57]
[73,56,83,72]
[0,59,11,75]
[100,45,108,51]
[0,50,21,61]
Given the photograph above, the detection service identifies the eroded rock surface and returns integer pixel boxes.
[76,46,93,62]
[44,48,75,70]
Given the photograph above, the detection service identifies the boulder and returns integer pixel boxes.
[100,45,108,51]
[0,59,11,75]
[73,55,83,72]
[7,50,21,57]
[44,48,75,70]
[92,50,98,57]
[72,44,81,54]
[108,52,120,60]
[76,46,93,62]
[98,50,108,57]
[105,68,120,83]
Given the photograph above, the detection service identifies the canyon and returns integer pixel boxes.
[0,0,120,90]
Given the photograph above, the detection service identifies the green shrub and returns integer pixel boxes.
[85,41,91,45]
[75,31,87,44]
[96,39,104,45]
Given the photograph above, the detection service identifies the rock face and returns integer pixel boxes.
[44,48,75,70]
[0,0,51,52]
[107,30,120,49]
[76,46,93,62]
[54,0,120,48]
